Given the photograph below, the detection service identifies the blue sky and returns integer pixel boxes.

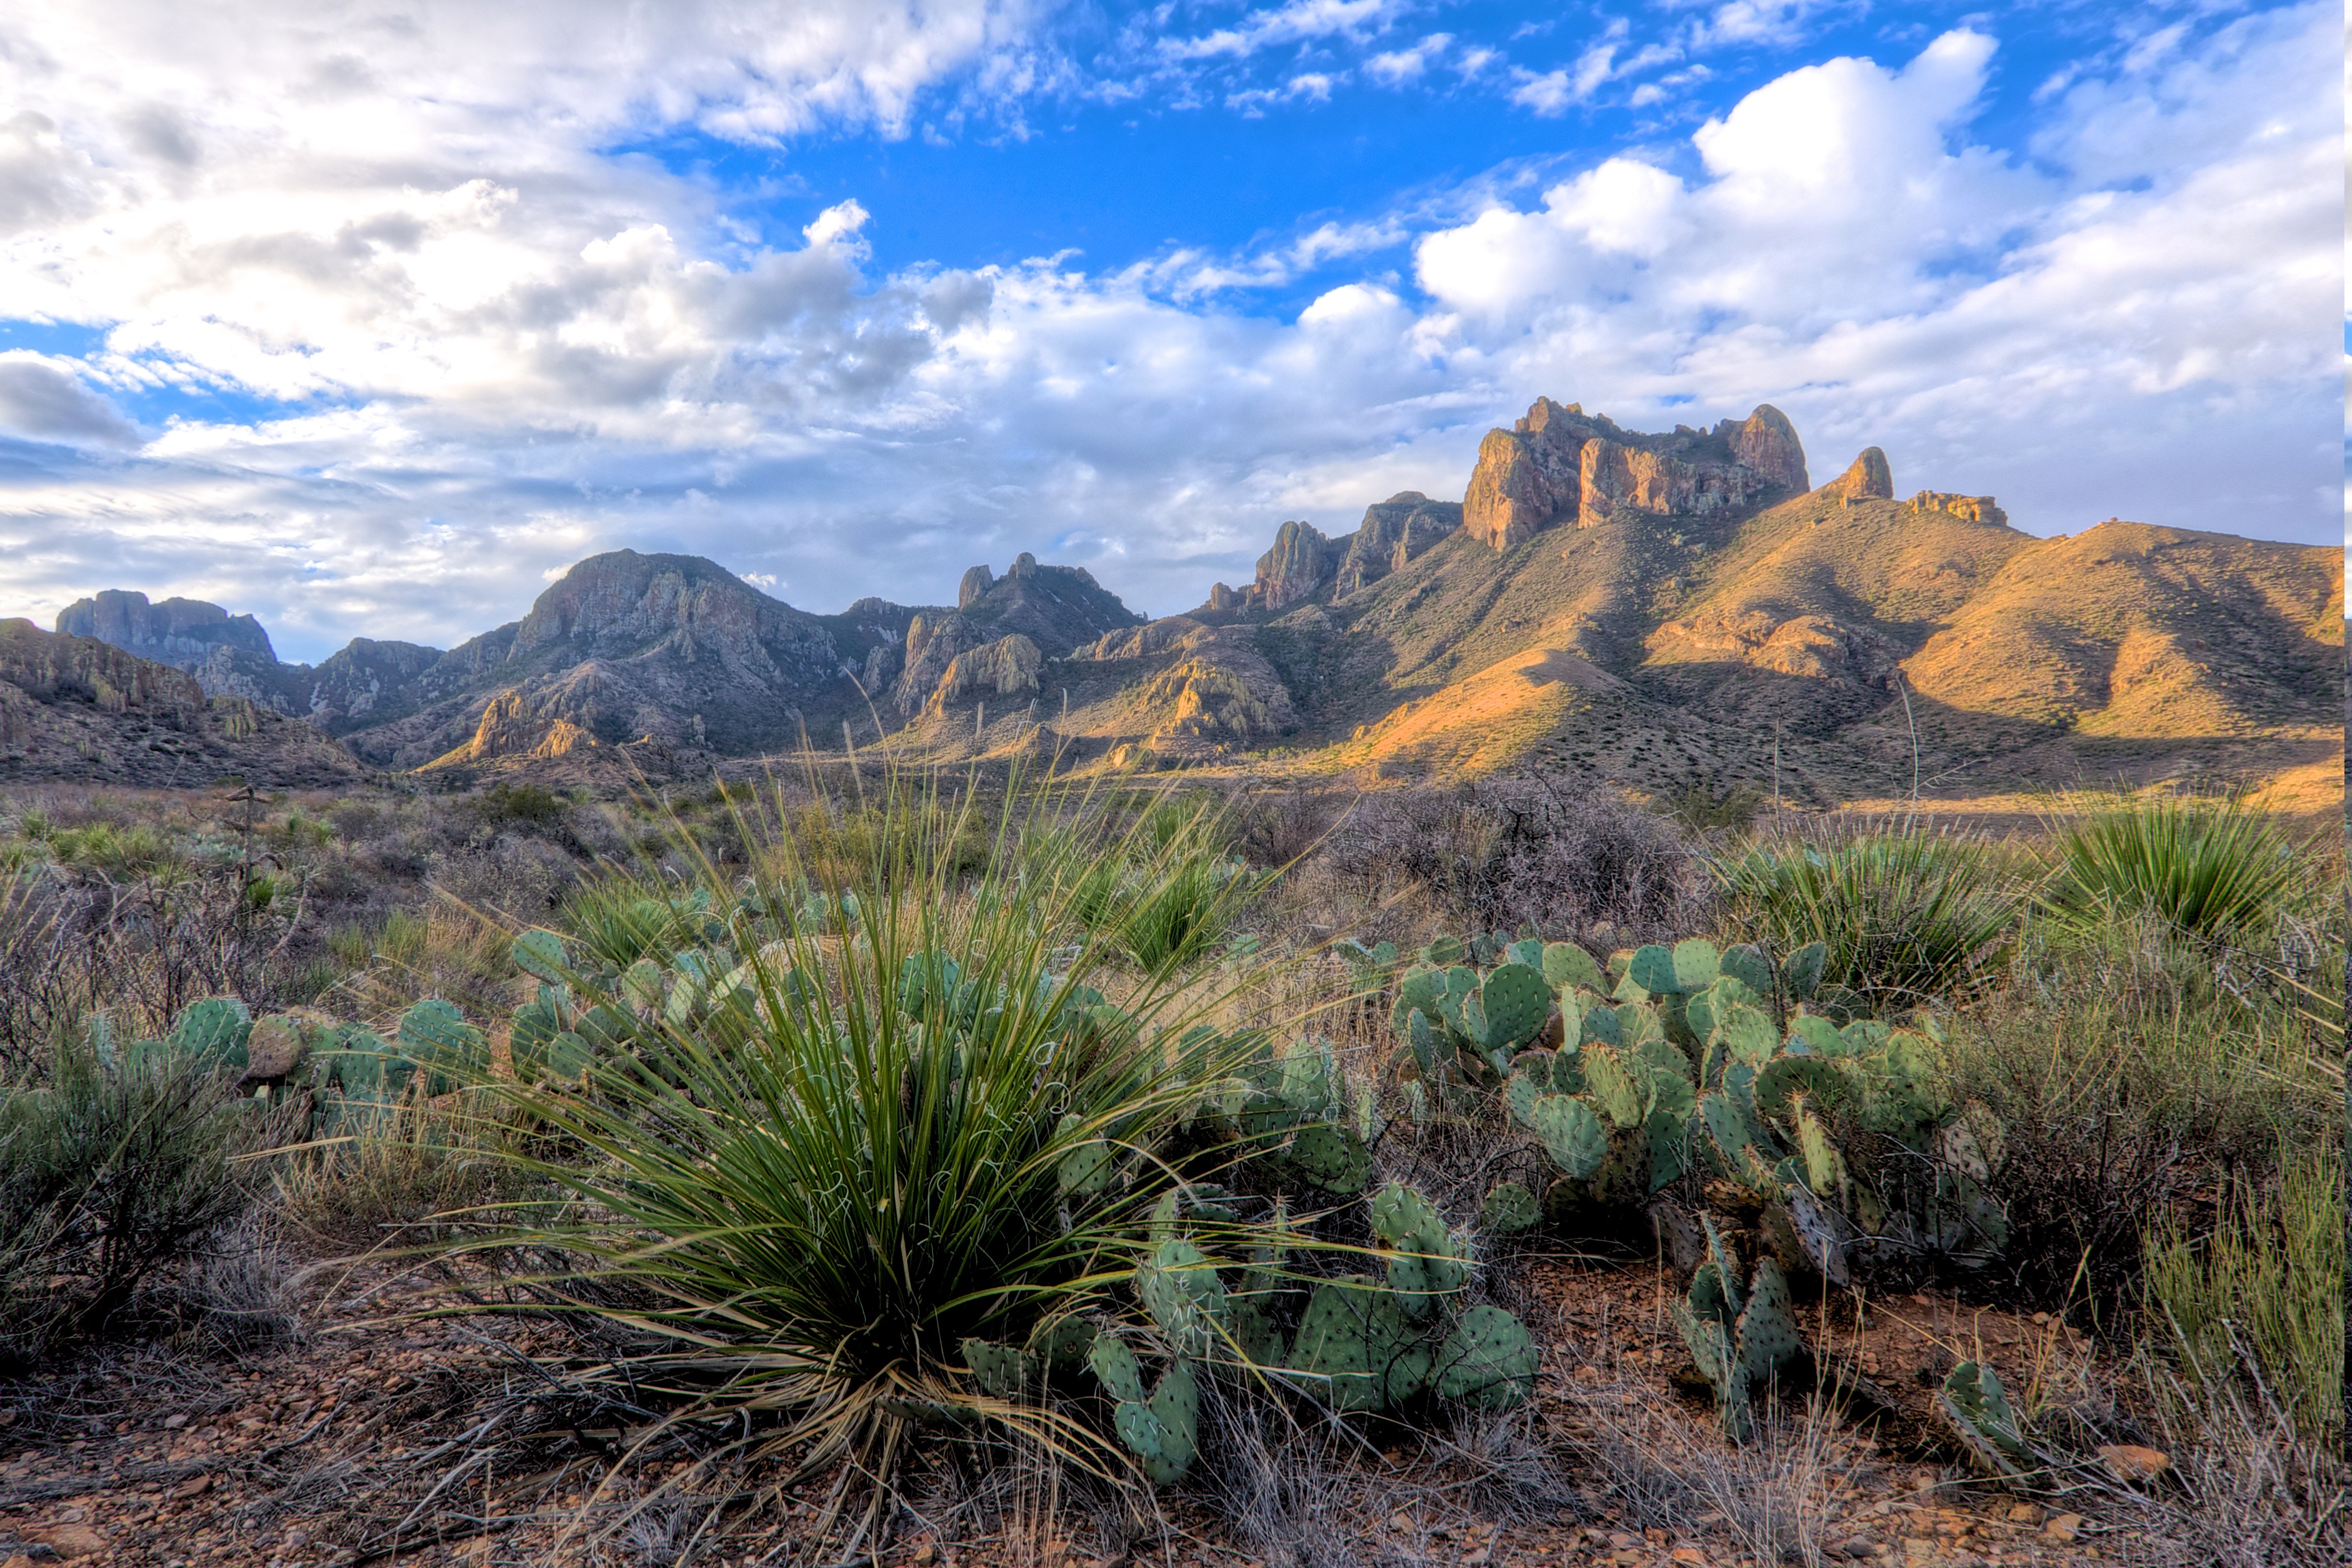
[0,0,2337,663]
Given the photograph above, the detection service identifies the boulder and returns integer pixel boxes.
[1831,448,1895,502]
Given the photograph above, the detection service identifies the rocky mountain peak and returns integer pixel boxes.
[1463,397,1807,550]
[1830,448,1895,502]
[55,589,279,666]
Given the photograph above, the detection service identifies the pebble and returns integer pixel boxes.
[2042,1514,2083,1543]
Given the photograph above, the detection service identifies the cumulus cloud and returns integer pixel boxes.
[0,1,2334,661]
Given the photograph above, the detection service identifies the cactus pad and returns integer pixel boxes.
[1478,1180,1540,1235]
[1720,943,1774,996]
[1291,1277,1430,1410]
[1436,1305,1538,1408]
[169,997,252,1071]
[1935,1361,2030,1480]
[1530,1095,1608,1179]
[1112,1357,1199,1485]
[1734,1258,1803,1385]
[511,928,569,984]
[1087,1334,1148,1403]
[1581,1045,1645,1128]
[961,1338,1039,1398]
[1671,939,1721,992]
[1779,942,1827,1001]
[1471,963,1550,1053]
[1290,1122,1370,1194]
[1542,942,1605,994]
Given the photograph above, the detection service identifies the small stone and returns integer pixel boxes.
[34,1525,106,1561]
[1902,1539,1936,1564]
[2006,1506,2038,1523]
[1390,1514,1415,1533]
[2096,1444,2170,1482]
[170,1475,211,1500]
[2042,1514,2082,1543]
[1609,1534,1643,1551]
[912,1544,937,1565]
[164,1414,188,1430]
[1833,1541,1877,1561]
[1671,1549,1708,1566]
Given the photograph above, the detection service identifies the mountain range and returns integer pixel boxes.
[9,396,2340,806]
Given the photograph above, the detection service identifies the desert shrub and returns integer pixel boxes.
[0,1035,262,1366]
[1320,775,1703,945]
[1946,919,2336,1319]
[1712,825,2021,1007]
[0,858,317,1074]
[2145,1151,2341,1447]
[2040,794,2302,946]
[473,781,565,828]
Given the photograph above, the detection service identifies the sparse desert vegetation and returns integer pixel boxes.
[0,767,2338,1568]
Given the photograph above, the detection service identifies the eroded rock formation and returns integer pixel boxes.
[1461,397,1809,549]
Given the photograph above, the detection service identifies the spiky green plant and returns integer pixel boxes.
[1710,828,2022,1007]
[447,767,1277,1501]
[2040,794,2302,946]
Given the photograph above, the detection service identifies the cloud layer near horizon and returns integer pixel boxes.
[0,1,2337,663]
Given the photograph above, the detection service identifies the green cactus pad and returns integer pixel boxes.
[1710,1002,1779,1068]
[1791,1100,1843,1192]
[1474,963,1551,1052]
[1756,1054,1845,1119]
[1779,942,1827,1001]
[1139,1239,1227,1351]
[1057,1133,1117,1197]
[1542,943,1605,993]
[1626,945,1677,994]
[1674,1297,1740,1401]
[396,1000,486,1096]
[1087,1335,1147,1403]
[1291,1122,1371,1194]
[170,997,253,1071]
[1372,1182,1462,1307]
[1291,1277,1430,1410]
[1671,939,1721,992]
[1734,1259,1803,1385]
[1028,1315,1095,1371]
[1530,1095,1608,1179]
[1787,1014,1844,1055]
[511,928,569,984]
[1436,1305,1538,1408]
[1478,1180,1540,1235]
[1113,1357,1199,1485]
[1720,943,1774,996]
[1505,1063,1545,1129]
[1578,996,1622,1048]
[1617,1004,1666,1051]
[1421,935,1466,967]
[1935,1360,2030,1479]
[1277,1040,1335,1116]
[1644,1106,1688,1192]
[1581,1045,1645,1128]
[961,1338,1040,1399]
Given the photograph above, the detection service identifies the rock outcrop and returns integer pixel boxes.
[0,620,361,786]
[1336,494,1459,592]
[1461,397,1808,549]
[1830,448,1894,502]
[890,553,1141,716]
[1906,491,2006,527]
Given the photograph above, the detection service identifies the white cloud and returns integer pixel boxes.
[0,3,2335,660]
[1162,0,1404,62]
[1365,34,1452,85]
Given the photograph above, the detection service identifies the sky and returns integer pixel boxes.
[0,0,2338,664]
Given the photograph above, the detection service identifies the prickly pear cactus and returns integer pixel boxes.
[396,999,487,1097]
[961,1337,1041,1399]
[1434,1304,1538,1408]
[1477,1181,1540,1236]
[1935,1360,2032,1482]
[1089,1338,1200,1484]
[1371,1181,1465,1314]
[1290,1121,1371,1194]
[1290,1276,1431,1411]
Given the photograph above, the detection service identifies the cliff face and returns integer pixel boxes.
[1460,398,1809,549]
[0,620,360,787]
[890,553,1142,716]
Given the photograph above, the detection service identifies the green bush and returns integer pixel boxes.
[2040,795,2302,946]
[2145,1151,2342,1447]
[1712,828,2022,1007]
[0,1034,258,1365]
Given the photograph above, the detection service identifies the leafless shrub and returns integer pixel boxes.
[1319,774,1708,946]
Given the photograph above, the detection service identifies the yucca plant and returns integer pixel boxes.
[2040,794,2301,947]
[1040,796,1265,976]
[445,767,1278,1517]
[1710,826,2023,1008]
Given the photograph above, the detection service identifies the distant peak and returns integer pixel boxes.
[1829,448,1894,502]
